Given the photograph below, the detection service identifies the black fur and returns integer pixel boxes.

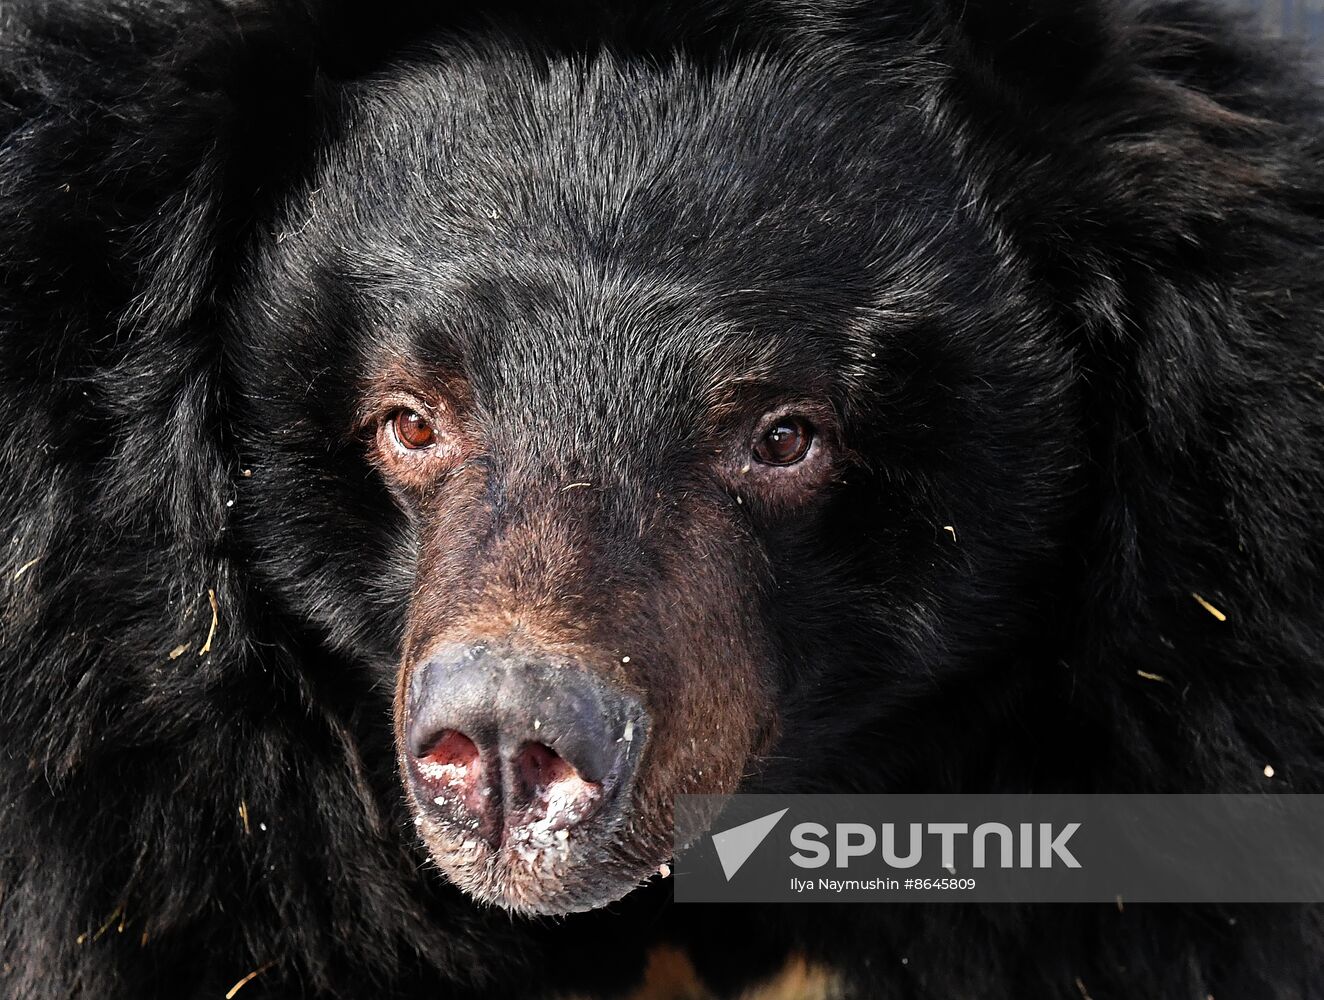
[1,1,1321,997]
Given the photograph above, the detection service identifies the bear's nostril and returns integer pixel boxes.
[512,741,602,830]
[416,729,480,782]
[413,729,491,823]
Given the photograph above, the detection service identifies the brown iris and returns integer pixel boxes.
[392,409,436,449]
[754,417,813,466]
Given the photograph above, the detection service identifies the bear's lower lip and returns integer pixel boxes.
[414,813,665,914]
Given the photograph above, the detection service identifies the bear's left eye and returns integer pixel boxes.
[754,417,814,466]
[390,409,436,450]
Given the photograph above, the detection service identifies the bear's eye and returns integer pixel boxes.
[754,417,814,466]
[390,409,436,450]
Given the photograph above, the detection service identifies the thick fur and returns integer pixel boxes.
[1,1,1322,998]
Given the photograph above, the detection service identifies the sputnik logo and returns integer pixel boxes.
[711,808,789,880]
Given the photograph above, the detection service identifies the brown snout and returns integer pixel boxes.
[405,645,649,850]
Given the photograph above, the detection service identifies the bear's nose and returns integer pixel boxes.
[405,645,649,849]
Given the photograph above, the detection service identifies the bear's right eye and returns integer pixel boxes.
[754,416,814,466]
[369,401,466,487]
[391,409,436,450]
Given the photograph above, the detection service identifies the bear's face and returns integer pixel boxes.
[228,46,1078,912]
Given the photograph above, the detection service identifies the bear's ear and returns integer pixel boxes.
[938,0,1112,95]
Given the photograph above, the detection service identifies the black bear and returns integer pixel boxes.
[1,0,1321,997]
